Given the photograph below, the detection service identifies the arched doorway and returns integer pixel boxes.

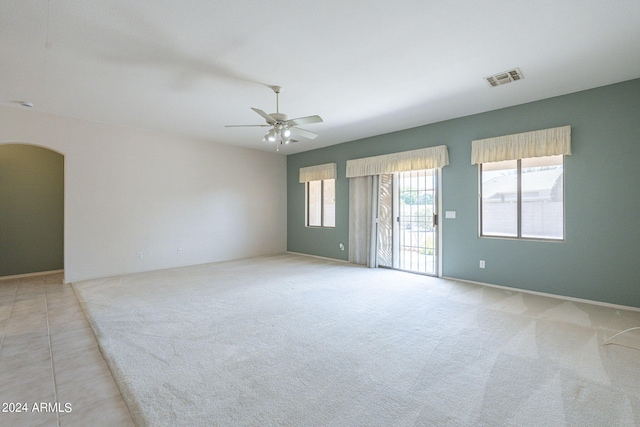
[0,144,64,277]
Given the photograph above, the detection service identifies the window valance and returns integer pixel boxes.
[345,145,449,178]
[299,162,337,183]
[471,125,571,164]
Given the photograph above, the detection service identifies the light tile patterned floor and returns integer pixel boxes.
[0,273,134,427]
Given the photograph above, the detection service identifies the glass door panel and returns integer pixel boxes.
[397,169,437,275]
[376,170,438,275]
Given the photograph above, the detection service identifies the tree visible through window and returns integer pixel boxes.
[306,179,335,227]
[481,155,564,240]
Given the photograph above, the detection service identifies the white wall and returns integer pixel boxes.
[0,106,287,282]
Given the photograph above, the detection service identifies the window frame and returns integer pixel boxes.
[305,178,336,228]
[479,155,565,241]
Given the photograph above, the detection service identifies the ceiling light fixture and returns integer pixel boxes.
[264,127,294,150]
[266,129,277,142]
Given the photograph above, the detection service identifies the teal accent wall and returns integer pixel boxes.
[287,79,640,307]
[0,144,64,276]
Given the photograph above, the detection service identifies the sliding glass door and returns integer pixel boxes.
[377,169,438,275]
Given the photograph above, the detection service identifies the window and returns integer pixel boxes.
[306,179,335,227]
[480,154,564,240]
[300,163,337,228]
[473,125,570,241]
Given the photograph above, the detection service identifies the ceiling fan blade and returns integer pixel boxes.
[287,115,323,126]
[251,107,277,125]
[290,127,319,140]
[225,124,271,127]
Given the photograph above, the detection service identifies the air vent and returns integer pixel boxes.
[484,68,524,87]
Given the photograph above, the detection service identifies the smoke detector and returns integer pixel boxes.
[484,68,524,87]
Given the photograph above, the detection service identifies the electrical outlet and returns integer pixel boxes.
[177,248,183,254]
[479,260,485,269]
[137,251,143,259]
[339,243,345,251]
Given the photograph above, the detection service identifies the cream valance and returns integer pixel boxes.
[299,162,337,183]
[471,125,571,164]
[345,145,449,178]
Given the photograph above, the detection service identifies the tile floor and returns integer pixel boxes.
[0,273,135,427]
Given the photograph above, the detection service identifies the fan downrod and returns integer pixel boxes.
[270,86,282,114]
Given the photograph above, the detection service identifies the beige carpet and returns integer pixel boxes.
[73,254,640,426]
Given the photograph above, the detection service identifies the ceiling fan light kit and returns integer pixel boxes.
[226,86,323,151]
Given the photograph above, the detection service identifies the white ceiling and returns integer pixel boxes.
[2,1,639,155]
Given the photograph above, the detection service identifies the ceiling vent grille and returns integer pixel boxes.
[484,68,524,87]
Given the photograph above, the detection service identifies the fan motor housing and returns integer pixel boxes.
[270,113,288,122]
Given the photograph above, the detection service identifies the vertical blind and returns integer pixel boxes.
[348,176,378,267]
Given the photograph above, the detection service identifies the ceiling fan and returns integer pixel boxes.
[225,86,323,151]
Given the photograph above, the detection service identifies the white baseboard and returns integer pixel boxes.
[0,269,65,282]
[443,275,640,312]
[286,251,350,263]
[285,253,639,311]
